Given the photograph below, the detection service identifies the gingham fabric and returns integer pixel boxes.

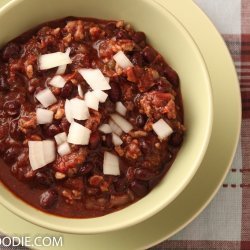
[152,0,249,249]
[0,1,248,250]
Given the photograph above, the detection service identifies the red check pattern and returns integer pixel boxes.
[152,0,250,249]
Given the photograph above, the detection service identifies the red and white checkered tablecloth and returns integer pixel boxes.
[0,1,248,250]
[152,0,249,249]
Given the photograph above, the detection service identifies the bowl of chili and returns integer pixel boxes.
[0,0,213,234]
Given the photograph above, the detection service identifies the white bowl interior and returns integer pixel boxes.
[0,0,212,234]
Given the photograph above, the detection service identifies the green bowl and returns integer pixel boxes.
[0,0,213,234]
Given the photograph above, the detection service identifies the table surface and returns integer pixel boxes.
[0,1,248,250]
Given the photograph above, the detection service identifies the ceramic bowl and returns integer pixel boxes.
[0,0,213,234]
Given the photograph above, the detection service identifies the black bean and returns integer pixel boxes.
[44,124,61,137]
[142,46,157,63]
[3,100,21,117]
[132,32,146,44]
[114,178,128,193]
[116,30,130,39]
[89,131,101,150]
[60,118,70,133]
[130,181,148,197]
[104,100,116,113]
[148,175,162,190]
[169,132,183,147]
[164,68,180,88]
[78,162,94,175]
[35,172,54,187]
[103,134,113,148]
[131,52,144,67]
[108,81,122,102]
[2,43,20,61]
[9,120,23,141]
[136,114,147,128]
[3,147,20,164]
[39,189,58,209]
[106,22,117,31]
[134,168,155,181]
[61,82,73,98]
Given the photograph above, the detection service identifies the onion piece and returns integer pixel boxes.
[110,114,133,133]
[43,140,56,164]
[93,90,108,103]
[152,118,173,140]
[49,75,66,88]
[65,99,73,123]
[115,102,127,116]
[113,51,133,69]
[112,133,123,146]
[78,85,84,98]
[39,51,72,70]
[56,64,67,75]
[103,152,120,176]
[109,119,123,136]
[67,121,91,145]
[57,142,71,156]
[28,140,55,171]
[70,98,90,120]
[99,124,112,134]
[55,48,71,75]
[36,108,54,124]
[35,88,57,108]
[85,91,99,111]
[54,132,67,145]
[78,68,111,90]
[28,141,45,170]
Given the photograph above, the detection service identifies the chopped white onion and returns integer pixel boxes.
[110,114,133,133]
[152,118,173,140]
[65,99,73,123]
[57,142,71,156]
[28,141,45,170]
[35,88,57,108]
[55,48,71,75]
[28,140,55,171]
[78,85,84,98]
[39,51,72,70]
[99,124,112,134]
[113,51,133,69]
[70,98,90,120]
[65,47,71,55]
[43,140,56,164]
[78,68,111,90]
[49,75,66,88]
[115,102,127,116]
[93,90,108,103]
[103,152,120,176]
[67,121,91,145]
[36,108,54,124]
[56,64,67,75]
[84,91,99,111]
[54,132,67,145]
[109,119,123,136]
[112,133,123,146]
